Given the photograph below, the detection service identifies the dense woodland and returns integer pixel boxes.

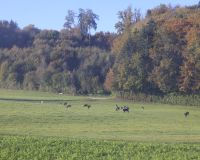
[0,3,200,100]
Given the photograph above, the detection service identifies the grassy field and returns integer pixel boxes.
[0,89,200,159]
[0,89,86,100]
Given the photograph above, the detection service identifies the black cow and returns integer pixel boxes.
[83,104,91,109]
[87,104,91,109]
[123,106,129,112]
[184,111,189,117]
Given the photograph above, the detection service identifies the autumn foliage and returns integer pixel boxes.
[112,3,200,95]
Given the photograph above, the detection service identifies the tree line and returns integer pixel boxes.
[0,9,115,94]
[0,3,200,98]
[111,3,200,98]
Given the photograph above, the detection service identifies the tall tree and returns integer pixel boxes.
[115,6,141,34]
[63,10,76,30]
[104,68,114,92]
[78,9,99,36]
[179,28,200,93]
[149,28,182,93]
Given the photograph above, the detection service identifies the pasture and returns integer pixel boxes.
[0,89,200,159]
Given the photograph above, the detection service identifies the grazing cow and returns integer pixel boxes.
[123,106,129,112]
[83,104,91,109]
[184,111,189,117]
[83,104,88,107]
[65,104,71,109]
[115,104,120,111]
[64,102,71,109]
[87,104,91,109]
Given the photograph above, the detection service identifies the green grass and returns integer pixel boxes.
[0,88,86,100]
[0,89,200,159]
[0,96,199,142]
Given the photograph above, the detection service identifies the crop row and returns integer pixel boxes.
[1,136,200,160]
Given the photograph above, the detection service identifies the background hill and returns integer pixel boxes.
[0,3,200,99]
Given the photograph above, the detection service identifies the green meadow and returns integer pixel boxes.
[0,89,200,159]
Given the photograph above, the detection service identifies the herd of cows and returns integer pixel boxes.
[62,102,189,117]
[63,102,91,109]
[63,102,130,112]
